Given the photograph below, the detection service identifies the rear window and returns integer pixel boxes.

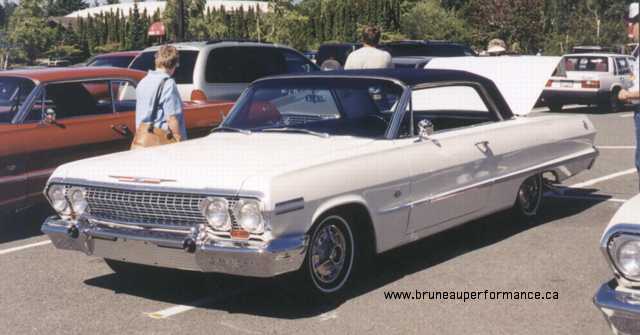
[88,56,135,68]
[130,50,199,84]
[563,56,609,72]
[384,44,475,57]
[206,47,297,83]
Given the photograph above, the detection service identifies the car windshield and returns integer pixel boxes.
[88,56,136,68]
[130,50,199,84]
[563,56,609,72]
[0,77,36,123]
[221,78,404,138]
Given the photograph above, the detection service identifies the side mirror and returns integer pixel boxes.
[44,108,56,124]
[418,119,434,140]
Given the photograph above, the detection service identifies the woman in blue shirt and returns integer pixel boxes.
[135,45,187,142]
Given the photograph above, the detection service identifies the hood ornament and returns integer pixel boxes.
[109,176,176,184]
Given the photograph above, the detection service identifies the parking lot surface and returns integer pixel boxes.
[1,106,637,335]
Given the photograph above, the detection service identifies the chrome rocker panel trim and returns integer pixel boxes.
[594,280,640,335]
[42,216,308,278]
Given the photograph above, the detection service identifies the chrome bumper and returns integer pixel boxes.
[594,280,640,335]
[41,216,308,278]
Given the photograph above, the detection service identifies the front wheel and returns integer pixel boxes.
[514,174,543,219]
[301,213,357,298]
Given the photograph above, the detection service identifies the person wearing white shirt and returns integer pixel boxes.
[344,25,393,70]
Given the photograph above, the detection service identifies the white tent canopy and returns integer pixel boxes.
[65,0,270,18]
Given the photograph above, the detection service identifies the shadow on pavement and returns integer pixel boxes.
[0,204,52,244]
[84,197,602,319]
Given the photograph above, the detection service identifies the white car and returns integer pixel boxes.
[594,194,640,335]
[41,58,598,297]
[542,53,635,113]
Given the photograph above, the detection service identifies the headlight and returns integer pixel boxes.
[200,197,231,231]
[68,187,88,215]
[47,184,69,214]
[618,239,640,279]
[235,199,264,234]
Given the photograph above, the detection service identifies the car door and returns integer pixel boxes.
[403,84,499,234]
[614,57,632,89]
[0,125,27,209]
[22,79,134,197]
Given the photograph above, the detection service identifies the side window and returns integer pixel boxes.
[112,80,137,112]
[282,50,315,73]
[399,85,494,137]
[615,58,630,75]
[206,47,286,83]
[42,80,114,120]
[24,90,48,122]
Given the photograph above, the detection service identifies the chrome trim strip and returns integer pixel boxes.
[274,197,305,215]
[378,147,598,214]
[87,216,193,234]
[0,168,55,184]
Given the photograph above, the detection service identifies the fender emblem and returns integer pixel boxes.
[109,176,176,184]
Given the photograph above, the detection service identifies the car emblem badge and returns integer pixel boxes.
[109,176,176,184]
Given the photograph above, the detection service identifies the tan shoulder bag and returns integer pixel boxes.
[130,78,177,150]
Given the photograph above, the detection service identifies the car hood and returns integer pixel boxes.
[51,133,374,194]
[425,56,561,116]
[605,194,640,232]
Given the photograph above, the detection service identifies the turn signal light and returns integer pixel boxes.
[230,229,250,240]
[546,80,553,87]
[581,80,600,89]
[190,89,208,103]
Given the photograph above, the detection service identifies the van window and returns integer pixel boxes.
[130,50,198,84]
[206,47,288,83]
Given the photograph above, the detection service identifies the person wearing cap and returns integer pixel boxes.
[344,25,393,70]
[486,38,508,56]
[619,2,640,190]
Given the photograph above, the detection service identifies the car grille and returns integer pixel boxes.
[80,185,236,229]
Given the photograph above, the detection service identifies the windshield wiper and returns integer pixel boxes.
[210,126,252,135]
[261,127,330,138]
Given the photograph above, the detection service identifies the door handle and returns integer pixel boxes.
[111,124,133,137]
[475,141,490,153]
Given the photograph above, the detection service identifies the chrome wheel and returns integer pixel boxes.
[307,215,354,293]
[517,174,542,217]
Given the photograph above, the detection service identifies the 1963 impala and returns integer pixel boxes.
[41,58,598,297]
[594,195,640,335]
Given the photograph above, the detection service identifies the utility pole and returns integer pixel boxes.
[176,0,185,41]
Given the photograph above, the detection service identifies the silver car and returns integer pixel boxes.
[129,40,319,102]
[542,53,635,113]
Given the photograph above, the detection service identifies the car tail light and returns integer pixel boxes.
[581,80,600,89]
[546,80,553,87]
[190,89,208,103]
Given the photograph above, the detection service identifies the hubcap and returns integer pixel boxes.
[518,175,541,215]
[310,224,347,284]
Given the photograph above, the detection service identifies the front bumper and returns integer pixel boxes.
[41,216,308,278]
[594,280,640,335]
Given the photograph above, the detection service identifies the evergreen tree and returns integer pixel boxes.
[47,0,87,16]
[7,0,53,63]
[128,2,145,49]
[106,0,120,4]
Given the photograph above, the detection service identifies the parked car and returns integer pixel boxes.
[41,57,598,297]
[594,194,640,335]
[542,53,635,113]
[0,67,233,213]
[85,51,141,68]
[316,43,361,69]
[391,56,433,69]
[129,40,319,101]
[381,40,477,58]
[571,45,617,54]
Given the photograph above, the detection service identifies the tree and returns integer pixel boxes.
[7,0,53,64]
[127,2,145,49]
[263,1,310,50]
[106,0,120,4]
[401,0,470,43]
[47,0,87,16]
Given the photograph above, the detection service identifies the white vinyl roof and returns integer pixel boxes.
[65,0,269,18]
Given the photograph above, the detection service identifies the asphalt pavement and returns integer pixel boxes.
[1,105,638,335]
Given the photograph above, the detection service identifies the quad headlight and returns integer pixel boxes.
[68,187,88,215]
[200,197,231,232]
[234,199,265,234]
[47,184,69,214]
[609,234,640,281]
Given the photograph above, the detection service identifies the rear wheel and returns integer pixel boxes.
[514,174,543,219]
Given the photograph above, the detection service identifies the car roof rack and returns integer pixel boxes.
[206,39,272,45]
